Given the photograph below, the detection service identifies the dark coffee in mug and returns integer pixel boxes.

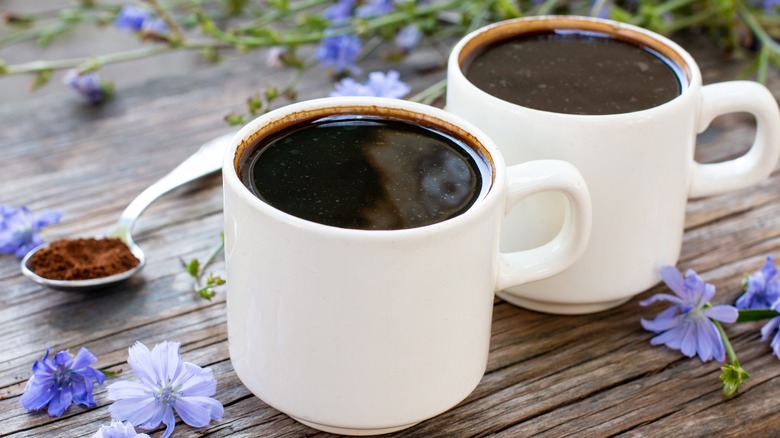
[239,115,490,230]
[462,31,684,115]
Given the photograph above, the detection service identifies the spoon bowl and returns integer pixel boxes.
[21,132,235,291]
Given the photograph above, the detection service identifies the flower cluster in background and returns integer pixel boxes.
[2,0,780,110]
[20,341,222,437]
[641,257,780,395]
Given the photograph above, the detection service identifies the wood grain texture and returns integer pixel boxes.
[2,34,780,437]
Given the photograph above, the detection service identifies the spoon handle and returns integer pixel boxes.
[109,132,236,240]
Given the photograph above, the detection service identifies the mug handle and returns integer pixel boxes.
[689,81,780,198]
[495,160,592,291]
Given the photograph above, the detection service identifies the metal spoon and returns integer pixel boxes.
[21,132,236,291]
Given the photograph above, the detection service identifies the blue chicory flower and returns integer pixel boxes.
[20,347,105,417]
[141,17,169,35]
[736,256,780,310]
[330,70,411,98]
[356,0,395,17]
[63,69,107,104]
[107,341,223,438]
[761,315,780,359]
[0,205,62,258]
[640,266,738,362]
[114,5,151,32]
[324,0,355,21]
[395,24,421,52]
[93,420,150,438]
[316,33,362,73]
[763,0,780,12]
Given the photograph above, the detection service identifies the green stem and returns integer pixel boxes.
[144,0,186,44]
[740,3,780,56]
[198,235,225,275]
[409,78,447,105]
[234,0,331,31]
[666,8,719,34]
[714,320,738,364]
[537,0,560,16]
[737,308,780,322]
[207,0,464,47]
[589,0,608,17]
[3,39,228,75]
[654,0,698,16]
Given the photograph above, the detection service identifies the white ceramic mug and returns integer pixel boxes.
[222,97,591,435]
[447,15,780,315]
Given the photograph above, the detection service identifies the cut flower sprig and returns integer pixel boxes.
[3,0,780,105]
[641,257,780,396]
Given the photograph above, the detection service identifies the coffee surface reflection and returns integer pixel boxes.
[240,116,488,230]
[463,31,683,115]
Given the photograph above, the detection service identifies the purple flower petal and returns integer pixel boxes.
[19,376,55,411]
[115,5,150,31]
[161,408,176,438]
[771,330,780,359]
[638,293,684,307]
[47,388,73,417]
[127,342,158,388]
[110,397,163,427]
[356,0,394,17]
[107,381,150,399]
[395,24,421,52]
[0,205,61,258]
[32,209,63,230]
[679,322,697,358]
[177,364,216,397]
[659,265,686,297]
[71,347,97,370]
[324,0,354,21]
[316,33,361,74]
[173,397,213,427]
[761,317,780,341]
[703,305,738,323]
[93,420,151,438]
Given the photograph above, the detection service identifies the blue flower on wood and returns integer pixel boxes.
[736,256,780,310]
[93,420,150,438]
[640,266,738,362]
[107,341,222,438]
[114,6,151,31]
[0,205,62,258]
[63,69,108,104]
[316,33,362,73]
[20,347,105,417]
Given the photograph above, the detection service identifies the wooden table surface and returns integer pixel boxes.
[2,33,780,437]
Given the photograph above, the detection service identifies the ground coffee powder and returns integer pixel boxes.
[28,237,140,280]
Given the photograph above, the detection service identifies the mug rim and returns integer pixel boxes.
[449,14,703,119]
[223,96,506,237]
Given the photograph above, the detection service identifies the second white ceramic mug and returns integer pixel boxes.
[447,15,780,314]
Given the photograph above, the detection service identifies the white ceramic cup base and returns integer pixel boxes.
[293,417,420,435]
[496,291,631,315]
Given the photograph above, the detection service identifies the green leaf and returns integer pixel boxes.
[0,60,7,75]
[720,360,750,396]
[100,368,121,378]
[30,69,53,91]
[224,112,246,126]
[198,287,217,300]
[737,308,780,322]
[186,258,201,277]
